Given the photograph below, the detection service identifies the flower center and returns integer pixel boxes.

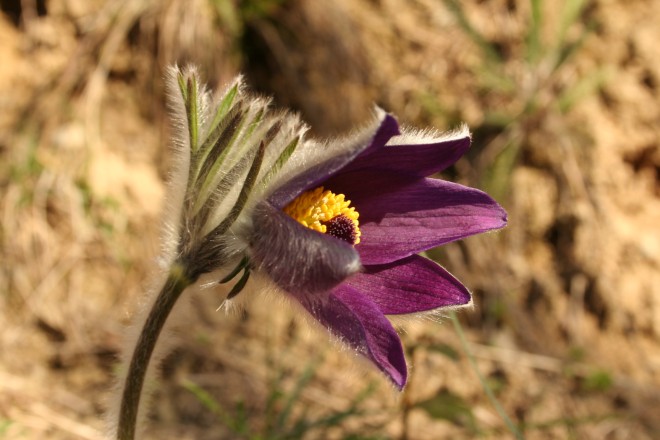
[283,186,361,245]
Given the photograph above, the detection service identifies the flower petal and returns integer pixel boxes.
[348,255,471,314]
[341,129,471,177]
[249,202,361,294]
[296,286,407,389]
[267,113,400,208]
[325,170,507,265]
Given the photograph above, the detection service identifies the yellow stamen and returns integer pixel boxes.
[283,186,361,244]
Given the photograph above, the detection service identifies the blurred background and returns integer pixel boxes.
[1,0,659,438]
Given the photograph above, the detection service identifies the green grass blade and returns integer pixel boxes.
[557,67,608,113]
[552,19,594,72]
[182,379,222,413]
[275,360,317,431]
[552,0,590,70]
[482,138,521,203]
[526,0,543,64]
[0,419,14,435]
[443,0,503,63]
[450,312,524,440]
[289,383,376,437]
[183,379,254,437]
[558,0,588,44]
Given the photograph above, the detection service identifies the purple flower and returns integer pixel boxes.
[113,68,506,440]
[165,67,506,390]
[246,114,507,390]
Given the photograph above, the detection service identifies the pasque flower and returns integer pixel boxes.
[173,65,507,387]
[113,65,506,439]
[246,116,507,390]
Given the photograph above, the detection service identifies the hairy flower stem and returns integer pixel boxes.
[117,262,195,440]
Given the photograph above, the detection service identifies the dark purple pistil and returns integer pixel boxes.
[323,214,358,245]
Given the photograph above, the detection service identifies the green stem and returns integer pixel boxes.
[117,263,194,440]
[450,312,524,440]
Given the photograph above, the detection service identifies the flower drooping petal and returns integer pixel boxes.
[250,202,361,294]
[267,113,400,208]
[297,286,407,389]
[341,128,471,178]
[325,170,507,265]
[347,255,471,315]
